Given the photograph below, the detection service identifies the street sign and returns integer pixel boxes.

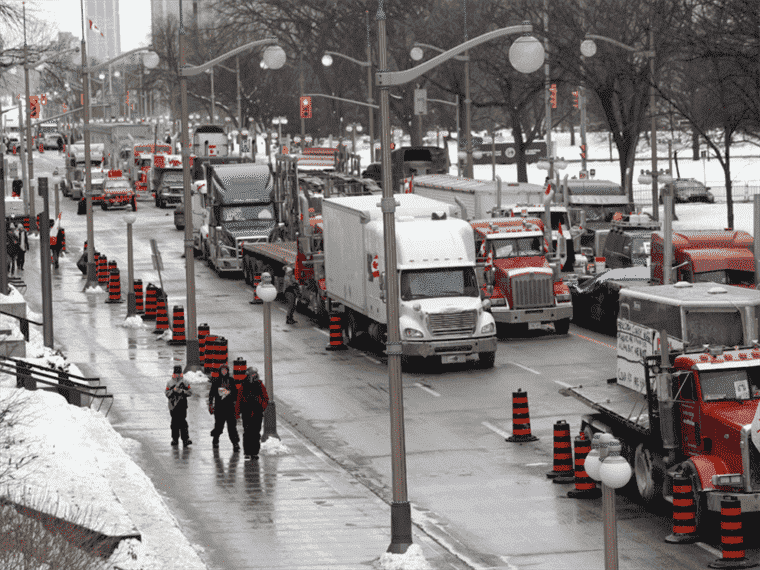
[471,142,547,165]
[414,88,428,115]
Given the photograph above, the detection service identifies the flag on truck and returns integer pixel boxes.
[371,255,380,278]
[50,212,62,246]
[484,250,494,273]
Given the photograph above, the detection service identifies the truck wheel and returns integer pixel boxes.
[242,258,251,285]
[634,443,662,503]
[101,201,108,211]
[476,351,495,369]
[681,460,706,535]
[342,311,359,347]
[554,318,570,335]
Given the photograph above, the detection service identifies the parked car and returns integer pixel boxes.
[361,162,381,183]
[602,227,655,269]
[569,266,651,334]
[660,178,715,204]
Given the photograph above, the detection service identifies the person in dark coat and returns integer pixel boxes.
[6,228,19,275]
[14,224,28,271]
[208,363,240,451]
[239,367,269,460]
[166,365,193,446]
[50,226,64,269]
[283,266,298,324]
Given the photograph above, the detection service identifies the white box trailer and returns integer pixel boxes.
[321,194,498,368]
[411,174,544,220]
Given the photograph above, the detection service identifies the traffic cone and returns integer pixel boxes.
[23,216,29,232]
[233,357,246,420]
[709,496,757,568]
[168,305,186,345]
[198,324,210,370]
[144,284,157,321]
[39,143,43,153]
[664,474,699,544]
[325,312,347,351]
[546,420,574,482]
[250,273,263,304]
[134,279,144,314]
[204,336,218,376]
[97,255,108,283]
[105,266,122,303]
[153,289,169,333]
[567,432,601,498]
[60,229,66,252]
[505,389,538,442]
[218,336,229,372]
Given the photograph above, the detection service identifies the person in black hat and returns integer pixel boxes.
[208,363,240,451]
[240,366,269,460]
[166,365,193,446]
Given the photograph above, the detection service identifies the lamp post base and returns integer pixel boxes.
[126,292,136,318]
[185,338,201,370]
[261,401,279,442]
[84,261,98,290]
[387,501,413,554]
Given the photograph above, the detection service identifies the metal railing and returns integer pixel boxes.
[0,309,39,341]
[631,183,760,205]
[1,355,113,415]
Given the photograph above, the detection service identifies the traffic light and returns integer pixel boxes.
[29,95,39,119]
[300,96,312,119]
[550,84,557,109]
[572,91,579,108]
[580,144,586,159]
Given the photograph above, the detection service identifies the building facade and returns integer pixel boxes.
[85,0,122,62]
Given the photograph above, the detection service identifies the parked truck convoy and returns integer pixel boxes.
[562,282,760,532]
[88,122,154,169]
[650,229,755,286]
[472,217,573,334]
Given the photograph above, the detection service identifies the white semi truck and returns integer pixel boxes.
[322,194,498,368]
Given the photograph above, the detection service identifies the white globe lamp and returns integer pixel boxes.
[321,54,333,67]
[256,272,278,303]
[580,39,598,58]
[263,45,286,70]
[509,34,545,74]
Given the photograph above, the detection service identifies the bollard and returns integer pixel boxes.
[23,216,30,233]
[325,312,347,351]
[61,228,66,252]
[709,496,757,568]
[505,389,539,442]
[93,251,100,276]
[97,254,109,283]
[567,432,601,498]
[664,474,699,544]
[546,420,574,482]
[168,305,186,345]
[250,273,263,304]
[153,289,169,333]
[134,279,144,314]
[198,324,210,369]
[204,336,218,375]
[144,284,157,321]
[208,337,222,379]
[233,357,246,420]
[105,267,123,303]
[218,336,229,372]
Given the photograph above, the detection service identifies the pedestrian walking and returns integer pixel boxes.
[166,365,193,447]
[76,241,88,275]
[208,363,240,451]
[6,227,19,276]
[15,224,28,271]
[50,226,64,269]
[284,265,298,325]
[239,367,269,460]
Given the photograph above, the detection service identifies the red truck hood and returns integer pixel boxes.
[686,248,754,273]
[702,402,755,432]
[493,256,547,273]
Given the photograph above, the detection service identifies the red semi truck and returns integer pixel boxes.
[562,282,760,533]
[650,229,754,286]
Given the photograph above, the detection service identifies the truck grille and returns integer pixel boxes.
[511,273,553,309]
[428,311,477,336]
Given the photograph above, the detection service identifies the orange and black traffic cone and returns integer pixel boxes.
[134,279,144,314]
[546,420,574,482]
[567,432,601,498]
[250,273,263,304]
[709,496,756,568]
[198,324,210,370]
[664,474,699,544]
[153,289,169,334]
[144,284,157,321]
[168,305,186,345]
[505,389,538,442]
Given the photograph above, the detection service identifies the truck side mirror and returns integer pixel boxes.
[486,267,495,286]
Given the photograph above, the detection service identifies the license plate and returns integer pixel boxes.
[442,354,466,364]
[528,322,542,330]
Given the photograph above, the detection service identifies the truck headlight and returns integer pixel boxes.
[403,328,424,339]
[556,292,571,303]
[480,322,495,335]
[490,297,507,307]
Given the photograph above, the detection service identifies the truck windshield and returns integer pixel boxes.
[400,267,479,300]
[693,270,755,287]
[699,369,759,401]
[489,237,543,258]
[220,205,274,223]
[685,310,744,347]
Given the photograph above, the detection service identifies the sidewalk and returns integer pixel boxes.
[18,230,472,569]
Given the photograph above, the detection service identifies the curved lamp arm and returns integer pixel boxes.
[324,51,370,68]
[85,46,157,73]
[182,38,277,76]
[585,34,654,57]
[413,42,468,62]
[303,93,379,109]
[378,23,532,87]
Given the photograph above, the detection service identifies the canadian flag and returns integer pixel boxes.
[484,250,494,272]
[404,174,414,194]
[543,178,554,205]
[89,19,104,37]
[558,223,564,237]
[478,241,486,257]
[371,255,380,278]
[50,212,62,246]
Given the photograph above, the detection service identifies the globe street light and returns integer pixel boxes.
[255,272,279,441]
[375,4,543,552]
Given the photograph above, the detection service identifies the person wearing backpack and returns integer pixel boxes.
[239,366,269,460]
[166,365,193,447]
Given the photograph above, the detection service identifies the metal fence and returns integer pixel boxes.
[631,183,760,206]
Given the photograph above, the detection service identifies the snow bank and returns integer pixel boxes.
[374,544,433,570]
[120,315,146,329]
[261,436,290,456]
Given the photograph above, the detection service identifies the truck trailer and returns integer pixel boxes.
[562,282,760,533]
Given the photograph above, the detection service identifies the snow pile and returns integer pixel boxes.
[0,286,25,303]
[84,285,104,294]
[157,329,172,341]
[120,315,146,329]
[183,370,209,387]
[374,544,433,570]
[261,436,290,455]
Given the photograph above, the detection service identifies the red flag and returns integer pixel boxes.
[558,223,564,237]
[371,255,380,278]
[484,251,494,272]
[478,241,486,257]
[89,19,104,37]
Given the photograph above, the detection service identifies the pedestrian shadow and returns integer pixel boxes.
[212,447,240,489]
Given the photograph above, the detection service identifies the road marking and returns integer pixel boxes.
[508,361,540,375]
[414,382,441,397]
[313,327,330,337]
[524,462,549,467]
[482,421,511,439]
[696,542,721,557]
[570,331,616,350]
[364,354,381,364]
[554,380,575,389]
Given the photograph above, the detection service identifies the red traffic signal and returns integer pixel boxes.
[550,84,557,109]
[572,91,579,108]
[29,95,39,119]
[580,144,586,159]
[300,96,312,119]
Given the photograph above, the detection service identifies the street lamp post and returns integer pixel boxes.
[124,211,137,317]
[584,434,633,570]
[272,117,287,151]
[179,6,285,369]
[375,2,543,552]
[581,32,659,221]
[255,272,279,441]
[22,3,36,233]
